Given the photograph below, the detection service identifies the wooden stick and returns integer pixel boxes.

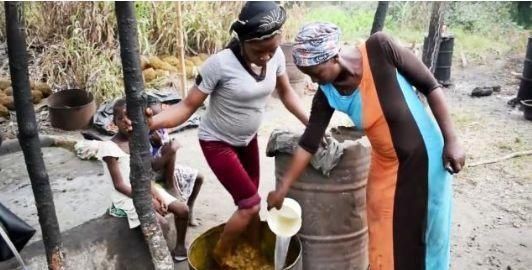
[5,2,65,269]
[176,1,187,98]
[422,2,447,72]
[468,150,532,167]
[115,2,174,269]
[460,52,467,68]
[370,2,389,35]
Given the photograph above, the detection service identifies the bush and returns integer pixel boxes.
[0,2,242,102]
[0,2,527,102]
[282,2,529,63]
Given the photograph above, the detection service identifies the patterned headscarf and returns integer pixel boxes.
[230,1,287,42]
[292,22,341,67]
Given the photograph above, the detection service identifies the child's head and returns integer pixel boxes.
[113,98,129,136]
[147,96,163,116]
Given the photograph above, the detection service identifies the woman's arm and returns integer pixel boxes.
[267,147,313,209]
[267,89,334,209]
[145,54,221,131]
[427,88,465,173]
[372,32,466,173]
[149,87,208,131]
[276,73,309,126]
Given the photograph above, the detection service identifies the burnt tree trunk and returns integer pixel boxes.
[371,1,389,35]
[422,2,447,73]
[115,2,173,269]
[4,2,65,269]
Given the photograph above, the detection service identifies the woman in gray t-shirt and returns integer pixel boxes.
[147,1,308,265]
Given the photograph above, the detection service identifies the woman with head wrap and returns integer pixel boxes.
[145,1,309,264]
[267,23,465,270]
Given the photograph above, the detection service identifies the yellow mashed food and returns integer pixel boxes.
[219,241,273,270]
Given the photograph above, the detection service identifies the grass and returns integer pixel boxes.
[450,111,478,129]
[0,2,241,102]
[302,5,375,43]
[34,36,123,102]
[287,3,529,64]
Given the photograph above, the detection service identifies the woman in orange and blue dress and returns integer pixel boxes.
[267,22,465,270]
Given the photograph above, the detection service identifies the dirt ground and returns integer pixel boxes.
[1,56,531,269]
[443,57,532,270]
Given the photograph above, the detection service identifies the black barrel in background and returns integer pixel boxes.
[434,36,455,86]
[517,36,532,101]
[422,35,455,86]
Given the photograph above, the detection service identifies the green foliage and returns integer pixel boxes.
[0,2,241,102]
[302,5,375,42]
[182,2,242,54]
[284,2,376,41]
[446,2,516,33]
[0,2,527,102]
[282,2,529,63]
[511,2,532,29]
[387,2,431,31]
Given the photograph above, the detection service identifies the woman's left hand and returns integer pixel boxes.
[443,139,465,174]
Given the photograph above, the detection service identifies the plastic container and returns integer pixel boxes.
[267,198,302,237]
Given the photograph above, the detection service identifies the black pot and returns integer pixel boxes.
[521,99,532,121]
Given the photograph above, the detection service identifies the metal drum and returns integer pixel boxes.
[518,36,532,101]
[275,130,371,270]
[434,36,455,86]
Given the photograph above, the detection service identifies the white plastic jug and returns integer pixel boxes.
[267,198,302,237]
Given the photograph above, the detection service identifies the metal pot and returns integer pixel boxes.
[521,99,532,121]
[48,89,96,131]
[188,222,303,270]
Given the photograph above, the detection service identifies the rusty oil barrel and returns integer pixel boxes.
[275,128,371,270]
[518,36,532,101]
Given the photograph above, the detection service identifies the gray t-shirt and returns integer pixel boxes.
[196,47,286,146]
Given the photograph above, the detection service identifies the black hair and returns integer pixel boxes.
[146,95,161,107]
[113,98,127,118]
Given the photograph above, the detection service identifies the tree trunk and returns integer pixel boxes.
[370,1,389,35]
[114,2,174,269]
[4,2,65,270]
[422,2,446,73]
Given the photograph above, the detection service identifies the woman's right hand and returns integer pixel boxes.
[267,186,288,210]
[268,147,314,210]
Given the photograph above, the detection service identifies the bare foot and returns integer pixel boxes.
[172,246,187,262]
[188,211,200,227]
[188,218,201,227]
[213,241,228,267]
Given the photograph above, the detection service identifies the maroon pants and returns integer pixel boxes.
[199,136,260,209]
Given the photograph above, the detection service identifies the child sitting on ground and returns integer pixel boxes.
[147,99,204,226]
[98,98,189,262]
